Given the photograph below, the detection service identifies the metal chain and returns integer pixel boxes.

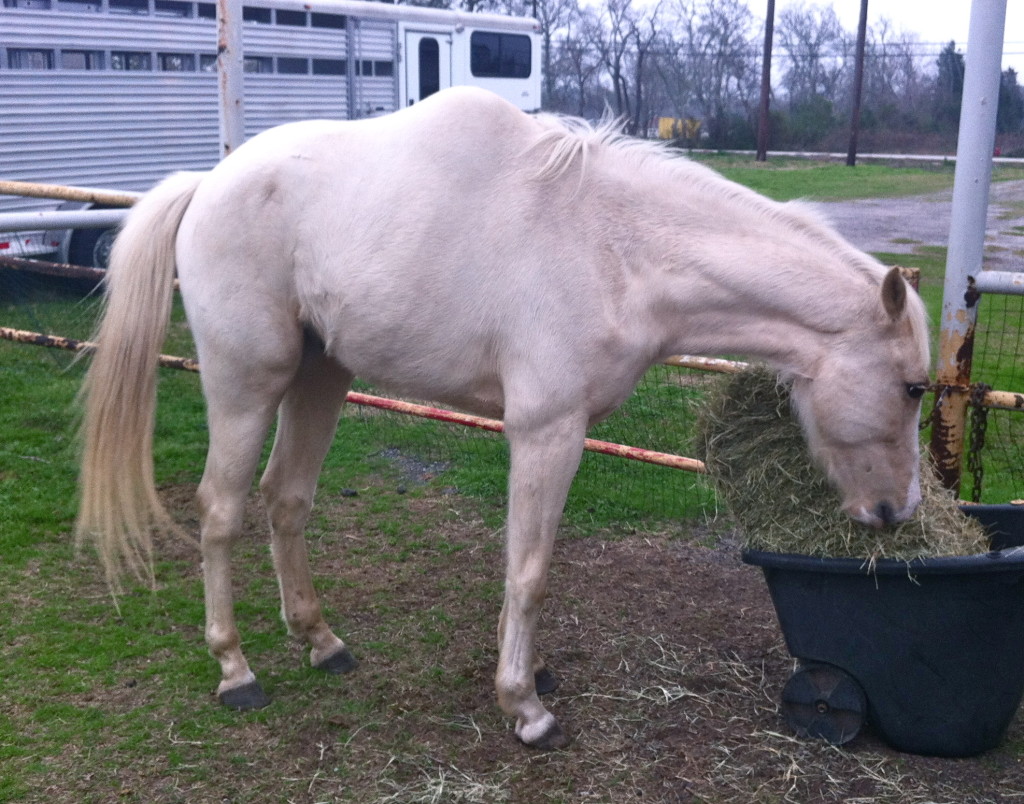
[921,384,945,432]
[966,383,991,503]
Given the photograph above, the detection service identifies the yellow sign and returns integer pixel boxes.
[657,117,702,141]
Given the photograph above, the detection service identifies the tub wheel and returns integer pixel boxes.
[781,662,866,746]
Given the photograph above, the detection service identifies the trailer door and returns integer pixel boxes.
[404,31,452,106]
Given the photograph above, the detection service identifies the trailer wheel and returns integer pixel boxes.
[781,662,866,746]
[68,225,117,269]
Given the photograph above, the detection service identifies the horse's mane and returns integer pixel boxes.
[525,113,886,288]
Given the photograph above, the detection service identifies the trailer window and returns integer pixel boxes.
[197,1,215,18]
[275,8,305,26]
[312,58,346,76]
[355,59,393,78]
[56,0,101,10]
[418,38,439,99]
[242,5,270,23]
[8,48,54,69]
[243,56,272,73]
[200,54,217,71]
[277,57,308,74]
[310,11,345,29]
[470,32,531,79]
[154,0,191,17]
[111,51,152,70]
[109,0,150,14]
[159,52,195,71]
[61,49,104,69]
[3,0,51,8]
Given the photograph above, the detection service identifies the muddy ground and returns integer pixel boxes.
[821,178,1024,270]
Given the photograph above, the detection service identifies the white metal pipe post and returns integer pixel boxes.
[931,0,1008,492]
[217,0,245,157]
[0,210,128,233]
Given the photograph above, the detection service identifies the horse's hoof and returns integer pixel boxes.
[314,647,359,675]
[534,666,559,696]
[219,680,271,711]
[522,719,571,751]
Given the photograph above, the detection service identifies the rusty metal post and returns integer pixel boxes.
[930,0,1008,493]
[217,0,245,157]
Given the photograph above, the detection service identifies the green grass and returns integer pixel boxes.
[691,153,1024,202]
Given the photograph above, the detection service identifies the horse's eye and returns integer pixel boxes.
[906,383,927,400]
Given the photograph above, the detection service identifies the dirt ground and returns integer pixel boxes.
[111,481,1024,804]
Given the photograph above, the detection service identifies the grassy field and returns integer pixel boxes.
[2,158,1023,803]
[691,153,1024,202]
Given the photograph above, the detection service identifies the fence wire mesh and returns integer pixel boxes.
[969,291,1024,503]
[4,263,1021,525]
[342,363,718,529]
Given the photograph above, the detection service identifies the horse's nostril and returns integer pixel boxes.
[875,501,896,526]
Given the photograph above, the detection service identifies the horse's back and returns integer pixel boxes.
[176,86,544,301]
[173,88,602,415]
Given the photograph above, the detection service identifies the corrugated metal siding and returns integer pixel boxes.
[244,76,348,134]
[244,21,346,59]
[0,73,220,197]
[1,8,376,195]
[350,18,394,61]
[4,13,213,57]
[351,77,396,117]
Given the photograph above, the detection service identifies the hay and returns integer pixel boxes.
[694,365,988,561]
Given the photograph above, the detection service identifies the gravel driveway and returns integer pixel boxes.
[819,179,1024,272]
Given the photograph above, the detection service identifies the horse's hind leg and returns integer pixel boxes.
[259,337,355,676]
[197,359,296,710]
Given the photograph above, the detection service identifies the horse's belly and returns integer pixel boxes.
[328,329,506,419]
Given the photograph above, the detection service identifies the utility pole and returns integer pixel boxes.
[756,0,775,162]
[846,0,868,166]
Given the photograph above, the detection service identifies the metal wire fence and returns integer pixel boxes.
[967,291,1024,503]
[3,259,1021,529]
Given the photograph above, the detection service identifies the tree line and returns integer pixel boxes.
[416,0,1024,154]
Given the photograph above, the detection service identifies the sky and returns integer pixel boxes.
[771,0,1024,75]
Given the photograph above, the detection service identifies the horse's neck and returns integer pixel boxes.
[633,194,870,376]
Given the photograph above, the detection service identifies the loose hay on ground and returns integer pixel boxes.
[694,365,988,561]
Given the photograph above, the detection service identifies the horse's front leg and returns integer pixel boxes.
[497,415,586,749]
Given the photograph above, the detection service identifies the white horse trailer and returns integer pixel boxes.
[0,0,542,265]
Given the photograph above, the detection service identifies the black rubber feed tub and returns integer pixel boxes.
[743,504,1024,757]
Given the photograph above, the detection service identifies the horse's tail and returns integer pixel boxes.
[76,171,204,592]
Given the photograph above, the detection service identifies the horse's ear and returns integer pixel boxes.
[880,267,907,321]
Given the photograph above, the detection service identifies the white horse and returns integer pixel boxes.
[77,86,930,749]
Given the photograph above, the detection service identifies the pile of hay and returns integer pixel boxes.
[694,365,988,561]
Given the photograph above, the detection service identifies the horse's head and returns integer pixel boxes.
[789,268,931,528]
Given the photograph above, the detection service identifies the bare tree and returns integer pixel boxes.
[666,0,757,146]
[530,0,579,105]
[776,2,845,107]
[591,0,637,120]
[548,4,606,117]
[860,19,928,128]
